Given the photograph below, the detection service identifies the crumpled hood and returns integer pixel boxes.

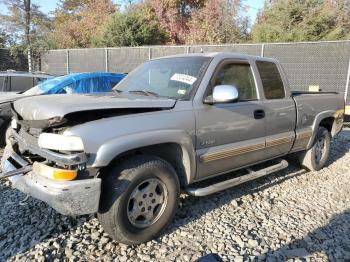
[0,92,29,104]
[14,92,176,120]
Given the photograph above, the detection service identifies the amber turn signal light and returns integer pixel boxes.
[33,162,77,181]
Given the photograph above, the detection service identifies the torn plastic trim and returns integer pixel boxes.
[0,166,32,179]
[12,129,87,166]
[17,116,66,129]
[1,146,32,180]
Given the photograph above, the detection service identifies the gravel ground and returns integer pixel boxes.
[1,129,350,262]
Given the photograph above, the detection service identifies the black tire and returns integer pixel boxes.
[0,123,11,148]
[297,127,331,171]
[98,155,180,245]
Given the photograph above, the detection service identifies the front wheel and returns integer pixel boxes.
[297,127,331,171]
[98,155,180,245]
[0,123,11,147]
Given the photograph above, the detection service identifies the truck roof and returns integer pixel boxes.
[153,52,278,63]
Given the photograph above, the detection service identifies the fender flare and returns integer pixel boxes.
[307,110,336,149]
[92,129,196,184]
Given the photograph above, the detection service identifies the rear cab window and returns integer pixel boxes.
[256,61,285,99]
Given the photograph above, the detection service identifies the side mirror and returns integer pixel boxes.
[204,85,239,104]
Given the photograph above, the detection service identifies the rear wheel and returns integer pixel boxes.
[297,127,330,171]
[98,155,180,245]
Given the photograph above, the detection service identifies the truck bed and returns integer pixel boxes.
[291,91,338,96]
[292,92,344,137]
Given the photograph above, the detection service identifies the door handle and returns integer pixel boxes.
[254,109,265,119]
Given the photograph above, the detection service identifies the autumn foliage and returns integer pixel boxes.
[49,0,248,47]
[51,0,116,48]
[1,0,350,52]
[253,0,350,42]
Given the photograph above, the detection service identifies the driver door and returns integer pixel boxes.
[194,60,267,179]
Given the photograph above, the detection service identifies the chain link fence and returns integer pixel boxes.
[41,40,350,102]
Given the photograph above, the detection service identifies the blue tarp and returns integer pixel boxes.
[24,72,126,95]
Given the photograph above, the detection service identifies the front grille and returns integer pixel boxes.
[11,128,87,166]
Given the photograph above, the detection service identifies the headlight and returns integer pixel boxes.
[38,133,84,151]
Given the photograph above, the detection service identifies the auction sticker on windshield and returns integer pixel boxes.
[170,74,197,85]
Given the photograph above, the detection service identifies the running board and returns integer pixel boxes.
[185,159,288,196]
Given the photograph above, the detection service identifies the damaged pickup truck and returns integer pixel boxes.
[1,53,345,245]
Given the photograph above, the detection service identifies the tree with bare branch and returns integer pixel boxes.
[0,0,51,71]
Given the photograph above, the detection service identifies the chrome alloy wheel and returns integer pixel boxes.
[127,178,168,228]
[315,135,326,164]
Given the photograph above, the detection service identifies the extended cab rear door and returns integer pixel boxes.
[254,60,296,159]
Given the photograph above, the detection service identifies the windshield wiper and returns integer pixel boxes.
[113,89,123,93]
[128,90,159,97]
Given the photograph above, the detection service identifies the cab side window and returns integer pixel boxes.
[256,61,285,99]
[213,63,257,101]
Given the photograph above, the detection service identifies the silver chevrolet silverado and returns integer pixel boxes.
[1,53,345,244]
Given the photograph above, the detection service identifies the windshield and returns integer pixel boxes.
[113,57,210,99]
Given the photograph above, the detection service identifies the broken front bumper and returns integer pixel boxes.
[1,145,101,216]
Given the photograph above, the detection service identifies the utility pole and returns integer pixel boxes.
[24,0,32,72]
